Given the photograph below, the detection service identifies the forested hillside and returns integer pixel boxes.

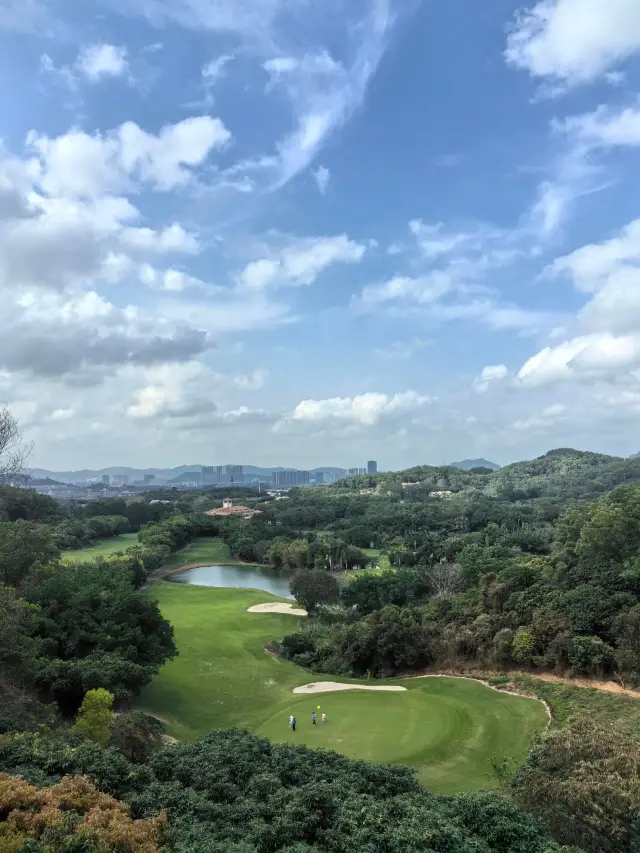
[2,415,640,853]
[336,448,640,503]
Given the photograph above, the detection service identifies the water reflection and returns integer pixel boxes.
[169,564,293,599]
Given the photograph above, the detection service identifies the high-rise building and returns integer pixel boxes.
[225,464,244,484]
[102,474,110,484]
[143,474,155,484]
[367,460,378,475]
[202,466,217,485]
[112,474,129,487]
[313,472,325,485]
[348,468,360,477]
[273,470,310,487]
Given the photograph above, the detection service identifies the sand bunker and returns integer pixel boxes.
[247,602,308,616]
[294,681,407,695]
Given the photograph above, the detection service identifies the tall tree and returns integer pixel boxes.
[0,404,31,484]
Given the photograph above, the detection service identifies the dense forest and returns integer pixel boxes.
[2,404,640,852]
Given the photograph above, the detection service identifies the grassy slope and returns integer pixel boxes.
[162,537,235,569]
[512,675,640,732]
[62,532,139,561]
[138,583,547,794]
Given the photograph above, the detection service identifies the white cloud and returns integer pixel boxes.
[139,265,211,292]
[373,338,430,360]
[232,368,269,390]
[126,362,269,420]
[289,390,431,427]
[202,54,233,83]
[237,234,366,290]
[512,403,568,432]
[126,363,215,419]
[505,0,640,87]
[313,165,330,194]
[557,103,640,148]
[517,333,640,386]
[49,407,76,421]
[29,116,231,198]
[76,44,129,81]
[198,54,234,104]
[112,0,395,188]
[359,272,454,306]
[549,219,640,292]
[408,220,483,259]
[473,364,509,393]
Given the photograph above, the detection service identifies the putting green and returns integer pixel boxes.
[138,583,548,794]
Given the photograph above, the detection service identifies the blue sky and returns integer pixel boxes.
[2,0,640,470]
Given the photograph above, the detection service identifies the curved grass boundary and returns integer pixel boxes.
[138,583,549,794]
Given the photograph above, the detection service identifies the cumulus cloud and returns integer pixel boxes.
[557,103,640,148]
[126,362,270,421]
[287,390,431,427]
[76,43,129,81]
[0,289,212,382]
[237,234,366,290]
[29,115,230,197]
[517,333,640,387]
[473,365,509,393]
[505,0,640,87]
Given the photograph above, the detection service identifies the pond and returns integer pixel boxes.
[168,564,294,599]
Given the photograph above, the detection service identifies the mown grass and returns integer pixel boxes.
[138,582,548,794]
[162,537,236,569]
[61,532,139,561]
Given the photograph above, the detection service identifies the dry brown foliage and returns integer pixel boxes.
[0,772,166,853]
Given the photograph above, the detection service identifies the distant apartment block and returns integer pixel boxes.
[102,475,110,484]
[112,474,129,486]
[367,460,378,475]
[202,465,244,485]
[273,469,310,487]
[313,472,325,485]
[143,474,155,483]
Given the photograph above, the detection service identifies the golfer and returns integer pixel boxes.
[312,711,317,726]
[291,716,296,732]
[289,715,294,728]
[321,712,326,724]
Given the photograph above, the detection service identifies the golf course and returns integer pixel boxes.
[62,532,139,561]
[139,580,549,794]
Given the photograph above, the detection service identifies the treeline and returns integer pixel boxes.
[0,511,221,725]
[0,728,582,853]
[282,484,640,684]
[335,448,640,504]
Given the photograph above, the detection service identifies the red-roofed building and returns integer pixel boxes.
[205,498,264,519]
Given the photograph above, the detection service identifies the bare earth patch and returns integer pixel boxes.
[294,681,407,695]
[248,603,308,616]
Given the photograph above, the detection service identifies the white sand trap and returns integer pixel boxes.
[294,681,407,695]
[247,602,308,616]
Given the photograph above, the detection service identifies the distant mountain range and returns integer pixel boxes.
[26,465,349,484]
[449,458,500,471]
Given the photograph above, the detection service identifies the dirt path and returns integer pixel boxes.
[423,668,640,701]
[519,670,640,699]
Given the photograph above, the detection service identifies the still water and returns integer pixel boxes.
[169,564,293,599]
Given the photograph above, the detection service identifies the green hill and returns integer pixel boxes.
[335,448,640,504]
